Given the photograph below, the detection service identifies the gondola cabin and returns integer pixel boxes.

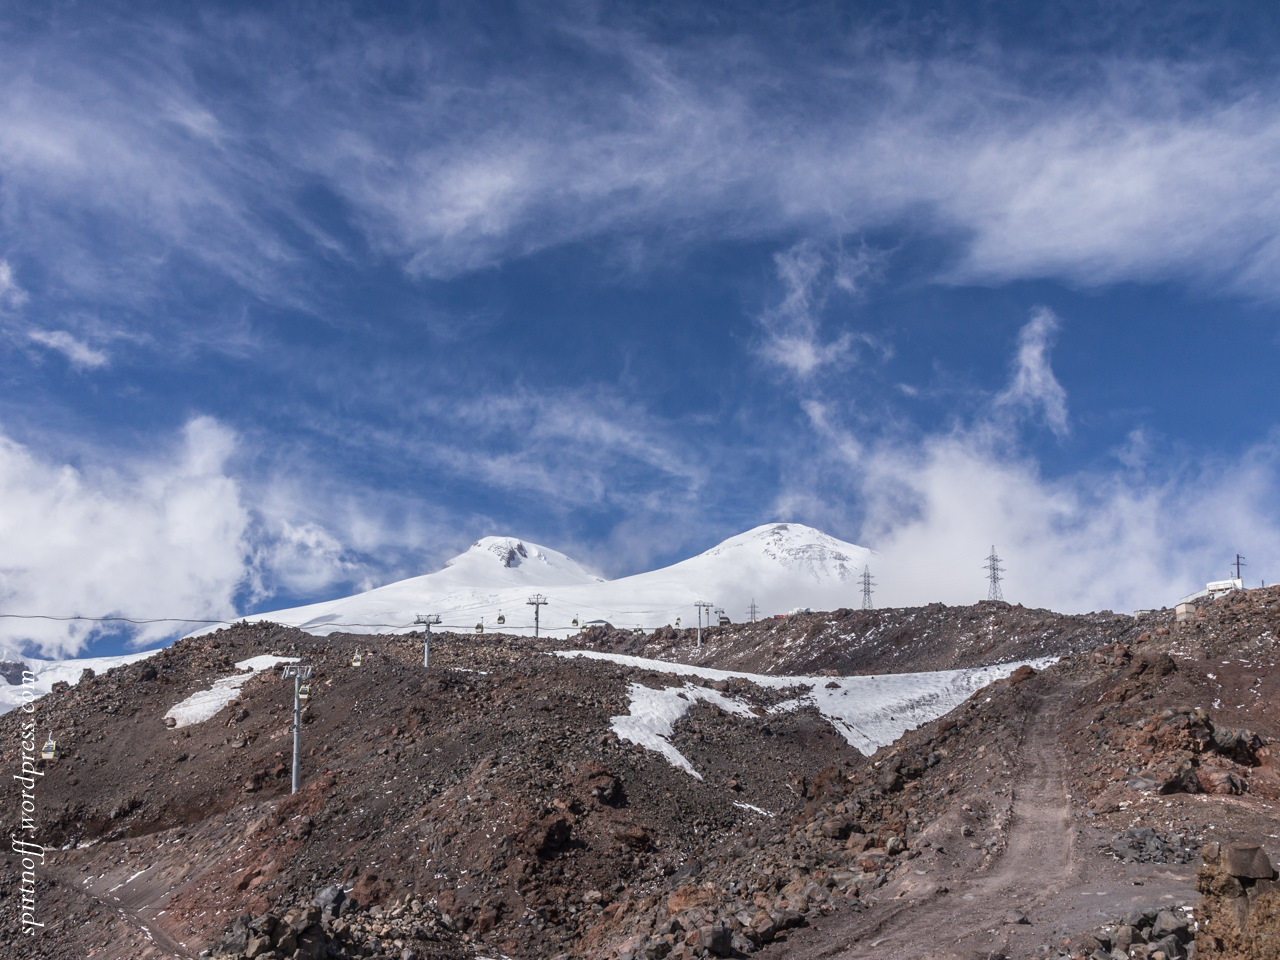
[299,682,311,700]
[352,650,362,667]
[474,622,484,634]
[496,612,506,624]
[572,616,579,627]
[41,734,57,760]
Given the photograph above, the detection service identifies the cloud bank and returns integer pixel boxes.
[773,308,1280,615]
[0,418,408,658]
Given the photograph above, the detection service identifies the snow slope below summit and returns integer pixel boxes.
[555,650,1053,775]
[0,650,160,716]
[231,523,874,639]
[218,536,605,637]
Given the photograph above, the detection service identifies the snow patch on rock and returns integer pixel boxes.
[164,654,298,728]
[556,650,1055,771]
[610,681,756,779]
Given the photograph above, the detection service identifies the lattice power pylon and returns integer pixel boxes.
[860,565,875,610]
[985,546,1005,602]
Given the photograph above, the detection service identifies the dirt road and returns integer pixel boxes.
[770,686,1197,959]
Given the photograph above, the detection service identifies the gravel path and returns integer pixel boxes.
[764,685,1196,959]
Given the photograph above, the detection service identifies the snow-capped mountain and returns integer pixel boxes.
[231,523,874,638]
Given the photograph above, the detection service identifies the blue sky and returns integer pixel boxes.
[3,1,1280,656]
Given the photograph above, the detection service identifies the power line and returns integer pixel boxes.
[985,546,1005,602]
[0,614,235,625]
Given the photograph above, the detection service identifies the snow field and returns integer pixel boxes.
[556,650,1055,776]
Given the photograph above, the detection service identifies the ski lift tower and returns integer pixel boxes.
[527,594,548,638]
[694,600,713,649]
[415,613,441,667]
[281,663,314,795]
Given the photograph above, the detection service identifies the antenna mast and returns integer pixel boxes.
[526,594,548,638]
[985,546,1005,602]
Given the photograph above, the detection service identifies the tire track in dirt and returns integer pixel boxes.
[47,862,194,959]
[776,684,1081,960]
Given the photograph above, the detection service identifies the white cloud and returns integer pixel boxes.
[0,259,26,309]
[995,307,1069,436]
[250,518,359,598]
[755,241,882,379]
[0,417,430,657]
[768,307,1280,613]
[858,428,1280,614]
[28,329,109,369]
[0,418,252,657]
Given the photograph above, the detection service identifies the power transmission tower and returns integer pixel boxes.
[985,546,1005,602]
[694,600,713,649]
[527,594,548,638]
[1233,554,1247,581]
[415,613,441,667]
[281,664,314,794]
[860,565,875,610]
[747,598,759,623]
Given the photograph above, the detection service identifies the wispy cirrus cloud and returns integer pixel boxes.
[994,307,1069,437]
[755,241,884,379]
[0,259,27,309]
[5,9,1280,325]
[27,329,109,369]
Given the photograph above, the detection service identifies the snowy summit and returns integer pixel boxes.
[227,523,874,638]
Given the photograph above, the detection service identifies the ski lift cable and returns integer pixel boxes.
[0,613,422,630]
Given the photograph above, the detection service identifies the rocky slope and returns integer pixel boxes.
[1,590,1278,959]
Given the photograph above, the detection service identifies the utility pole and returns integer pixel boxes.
[985,546,1005,602]
[281,664,313,795]
[1233,554,1247,581]
[527,594,548,638]
[860,565,875,610]
[694,600,713,649]
[415,613,441,667]
[747,598,759,623]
